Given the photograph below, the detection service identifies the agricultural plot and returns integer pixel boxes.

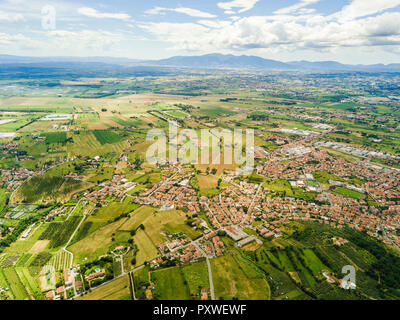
[197,175,219,189]
[11,176,91,204]
[84,200,138,228]
[40,132,67,144]
[10,205,38,219]
[4,223,48,255]
[198,106,237,118]
[93,130,124,145]
[0,254,20,267]
[181,261,210,298]
[211,252,270,300]
[75,113,105,130]
[312,171,344,184]
[38,216,82,249]
[49,250,71,271]
[164,109,188,119]
[77,275,131,300]
[69,218,128,262]
[16,254,33,267]
[120,206,201,244]
[15,267,43,300]
[262,179,292,193]
[29,240,49,254]
[133,229,159,266]
[133,172,162,185]
[40,114,72,121]
[133,266,151,299]
[45,160,86,177]
[151,267,190,300]
[67,131,128,157]
[1,268,30,300]
[334,187,366,199]
[86,167,115,184]
[0,188,8,212]
[0,97,74,113]
[0,118,33,132]
[109,116,147,128]
[119,206,156,231]
[29,252,53,267]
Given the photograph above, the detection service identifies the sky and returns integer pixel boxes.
[1,0,400,64]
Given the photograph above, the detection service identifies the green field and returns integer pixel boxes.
[133,229,159,266]
[12,176,91,204]
[93,130,124,145]
[40,132,67,143]
[1,267,30,300]
[211,252,270,300]
[39,216,82,249]
[151,267,190,300]
[78,275,132,300]
[334,187,365,199]
[0,188,7,212]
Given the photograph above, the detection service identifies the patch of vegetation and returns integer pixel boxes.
[40,132,67,144]
[39,216,82,248]
[93,130,124,145]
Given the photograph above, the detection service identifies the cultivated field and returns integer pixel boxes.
[77,275,131,300]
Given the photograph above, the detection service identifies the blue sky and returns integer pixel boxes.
[1,0,400,64]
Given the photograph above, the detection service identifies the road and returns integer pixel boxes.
[193,241,215,300]
[63,201,87,268]
[111,247,131,276]
[241,183,261,224]
[206,258,215,300]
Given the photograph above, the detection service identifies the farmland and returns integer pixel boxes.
[133,229,159,266]
[211,252,270,300]
[40,132,67,144]
[151,267,190,300]
[39,216,82,249]
[334,187,366,199]
[93,130,124,145]
[11,176,91,204]
[77,275,131,300]
[1,63,400,302]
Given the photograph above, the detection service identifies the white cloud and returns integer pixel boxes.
[337,0,400,21]
[217,0,259,14]
[0,32,37,48]
[0,29,126,55]
[78,7,131,21]
[274,0,319,15]
[47,29,124,51]
[145,7,216,18]
[0,11,24,23]
[140,11,400,54]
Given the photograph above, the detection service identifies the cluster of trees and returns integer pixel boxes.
[346,229,400,290]
[247,112,269,121]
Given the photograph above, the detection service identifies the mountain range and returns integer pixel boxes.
[1,53,400,72]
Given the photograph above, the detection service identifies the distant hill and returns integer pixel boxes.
[1,53,399,72]
[145,53,291,69]
[143,54,400,71]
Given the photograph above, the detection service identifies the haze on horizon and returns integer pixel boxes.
[1,0,400,65]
